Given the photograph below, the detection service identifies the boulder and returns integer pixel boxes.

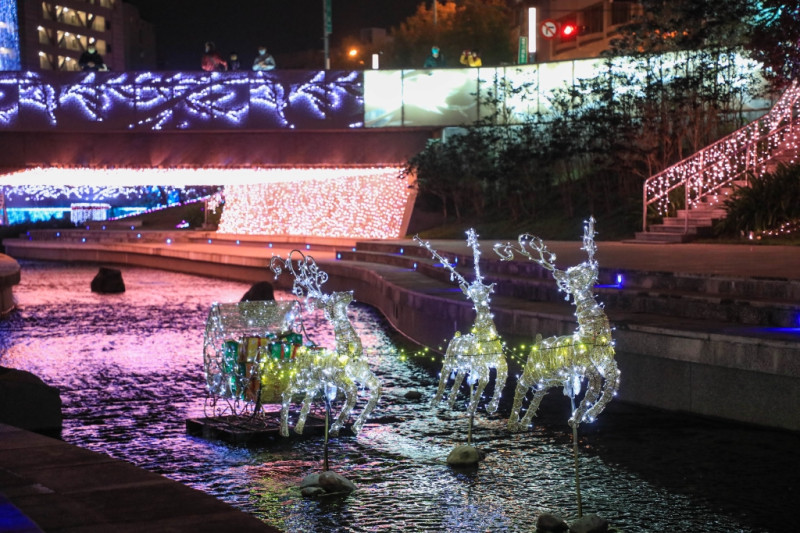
[537,512,569,532]
[317,471,357,493]
[446,445,483,466]
[404,390,423,400]
[298,470,356,498]
[90,267,125,294]
[240,281,274,302]
[569,514,609,533]
[0,367,62,437]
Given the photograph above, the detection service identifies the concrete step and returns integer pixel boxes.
[340,244,800,328]
[633,231,691,243]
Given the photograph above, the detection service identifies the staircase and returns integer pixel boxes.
[636,81,800,243]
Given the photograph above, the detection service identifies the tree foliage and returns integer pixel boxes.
[717,163,800,235]
[405,1,766,235]
[747,1,800,92]
[385,0,514,68]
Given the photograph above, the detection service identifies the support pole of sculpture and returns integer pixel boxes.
[324,397,332,472]
[570,396,583,518]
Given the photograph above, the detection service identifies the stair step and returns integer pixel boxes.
[648,224,698,234]
[633,231,690,243]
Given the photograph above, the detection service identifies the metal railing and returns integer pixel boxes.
[642,81,800,232]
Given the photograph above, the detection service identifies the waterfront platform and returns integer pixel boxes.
[0,423,278,532]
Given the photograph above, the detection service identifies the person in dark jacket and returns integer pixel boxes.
[423,46,445,68]
[78,44,107,71]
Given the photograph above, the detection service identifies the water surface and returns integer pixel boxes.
[1,261,796,532]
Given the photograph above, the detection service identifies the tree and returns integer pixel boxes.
[385,0,514,69]
[747,1,800,91]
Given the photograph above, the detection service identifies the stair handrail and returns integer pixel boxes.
[642,80,800,232]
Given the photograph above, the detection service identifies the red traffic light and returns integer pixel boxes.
[561,22,578,40]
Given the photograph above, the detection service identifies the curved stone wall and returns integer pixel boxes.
[0,254,20,317]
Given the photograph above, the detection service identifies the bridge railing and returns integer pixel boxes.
[642,81,800,232]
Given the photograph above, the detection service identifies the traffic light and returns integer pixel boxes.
[560,21,579,41]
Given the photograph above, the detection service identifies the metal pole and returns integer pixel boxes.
[570,396,583,518]
[323,0,331,70]
[323,398,331,471]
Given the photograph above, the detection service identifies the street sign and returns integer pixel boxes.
[518,37,527,64]
[324,0,332,35]
[541,19,557,40]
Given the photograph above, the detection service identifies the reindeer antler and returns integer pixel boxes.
[494,233,558,272]
[581,217,597,266]
[270,250,329,301]
[414,234,469,291]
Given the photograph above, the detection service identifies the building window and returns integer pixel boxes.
[611,1,634,26]
[581,3,603,35]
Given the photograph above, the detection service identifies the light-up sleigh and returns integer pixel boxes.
[202,251,381,438]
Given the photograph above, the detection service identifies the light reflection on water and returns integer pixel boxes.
[1,261,794,532]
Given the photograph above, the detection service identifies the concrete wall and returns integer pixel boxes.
[0,254,20,317]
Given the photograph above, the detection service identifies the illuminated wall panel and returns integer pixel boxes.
[0,70,364,130]
[0,167,415,239]
[0,1,21,71]
[216,167,413,239]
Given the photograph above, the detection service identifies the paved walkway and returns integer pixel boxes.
[0,424,278,532]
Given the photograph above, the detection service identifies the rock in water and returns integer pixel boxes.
[446,445,483,466]
[91,267,125,294]
[536,512,569,532]
[240,281,274,302]
[0,366,62,437]
[318,471,357,493]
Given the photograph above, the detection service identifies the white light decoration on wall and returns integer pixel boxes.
[494,218,620,430]
[217,167,413,239]
[0,70,363,130]
[0,166,413,238]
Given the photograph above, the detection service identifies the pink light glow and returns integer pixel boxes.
[217,167,414,239]
[0,166,415,239]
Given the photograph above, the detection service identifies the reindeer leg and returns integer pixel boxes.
[294,390,315,435]
[486,351,508,414]
[584,357,621,424]
[280,391,292,437]
[570,370,602,428]
[432,356,454,406]
[351,369,381,436]
[447,371,467,409]
[331,376,357,437]
[518,385,549,430]
[507,376,531,431]
[467,375,488,417]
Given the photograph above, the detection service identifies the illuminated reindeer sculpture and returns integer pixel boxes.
[270,251,381,438]
[494,218,620,431]
[415,230,508,420]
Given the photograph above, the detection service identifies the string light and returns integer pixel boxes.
[2,70,362,130]
[415,229,508,417]
[495,218,620,429]
[644,81,800,225]
[217,167,412,239]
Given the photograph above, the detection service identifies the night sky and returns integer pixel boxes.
[125,0,422,69]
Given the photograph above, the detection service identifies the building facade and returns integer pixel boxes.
[521,0,643,63]
[13,0,155,72]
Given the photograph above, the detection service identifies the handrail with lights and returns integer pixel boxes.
[642,80,800,232]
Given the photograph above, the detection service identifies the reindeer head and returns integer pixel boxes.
[270,250,328,306]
